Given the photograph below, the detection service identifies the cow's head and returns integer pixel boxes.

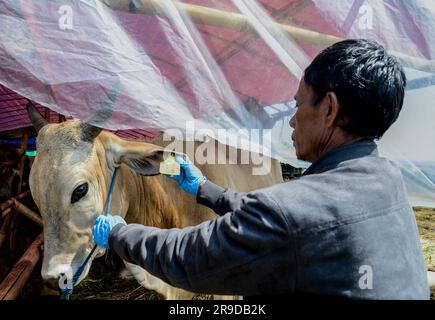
[27,105,166,291]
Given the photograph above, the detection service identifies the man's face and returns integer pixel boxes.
[289,80,327,163]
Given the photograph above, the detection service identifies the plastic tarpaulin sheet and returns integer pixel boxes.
[0,0,434,207]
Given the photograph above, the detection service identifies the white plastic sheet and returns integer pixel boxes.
[0,0,434,206]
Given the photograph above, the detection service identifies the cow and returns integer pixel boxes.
[26,105,284,299]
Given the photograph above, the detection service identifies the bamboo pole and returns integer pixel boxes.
[0,191,29,212]
[102,0,435,73]
[0,233,44,300]
[1,207,13,219]
[14,201,43,227]
[1,203,42,227]
[103,0,341,47]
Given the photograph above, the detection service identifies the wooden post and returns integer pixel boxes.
[0,233,44,300]
[102,0,435,73]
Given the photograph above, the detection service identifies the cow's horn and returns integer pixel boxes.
[80,123,103,142]
[26,100,49,134]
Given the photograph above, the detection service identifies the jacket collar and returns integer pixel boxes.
[303,139,378,176]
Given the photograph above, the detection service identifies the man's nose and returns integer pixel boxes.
[289,115,296,129]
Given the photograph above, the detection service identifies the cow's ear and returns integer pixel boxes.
[101,133,166,176]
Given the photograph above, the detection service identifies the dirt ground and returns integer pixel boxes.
[71,256,161,300]
[414,207,435,272]
[1,206,434,300]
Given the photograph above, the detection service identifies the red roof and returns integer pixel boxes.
[0,84,160,139]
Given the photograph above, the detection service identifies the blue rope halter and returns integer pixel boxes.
[61,168,119,300]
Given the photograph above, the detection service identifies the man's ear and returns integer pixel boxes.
[325,92,345,127]
[100,133,169,176]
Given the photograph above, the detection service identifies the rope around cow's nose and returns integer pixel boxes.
[61,168,119,300]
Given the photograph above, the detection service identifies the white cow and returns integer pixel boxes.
[27,105,283,299]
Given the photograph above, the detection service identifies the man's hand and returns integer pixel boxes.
[169,155,206,196]
[93,214,127,249]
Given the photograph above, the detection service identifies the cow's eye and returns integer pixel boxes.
[71,183,88,204]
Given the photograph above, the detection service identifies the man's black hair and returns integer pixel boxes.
[304,39,406,139]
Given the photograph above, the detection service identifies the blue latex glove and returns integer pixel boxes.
[169,155,206,196]
[93,214,127,249]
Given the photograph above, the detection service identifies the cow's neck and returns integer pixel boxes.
[117,165,182,229]
[94,138,182,229]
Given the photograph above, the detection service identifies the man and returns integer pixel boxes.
[93,39,429,299]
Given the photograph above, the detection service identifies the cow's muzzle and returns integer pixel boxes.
[42,264,72,291]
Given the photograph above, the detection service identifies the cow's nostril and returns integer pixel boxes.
[44,273,70,291]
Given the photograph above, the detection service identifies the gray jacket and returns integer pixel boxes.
[109,140,429,299]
